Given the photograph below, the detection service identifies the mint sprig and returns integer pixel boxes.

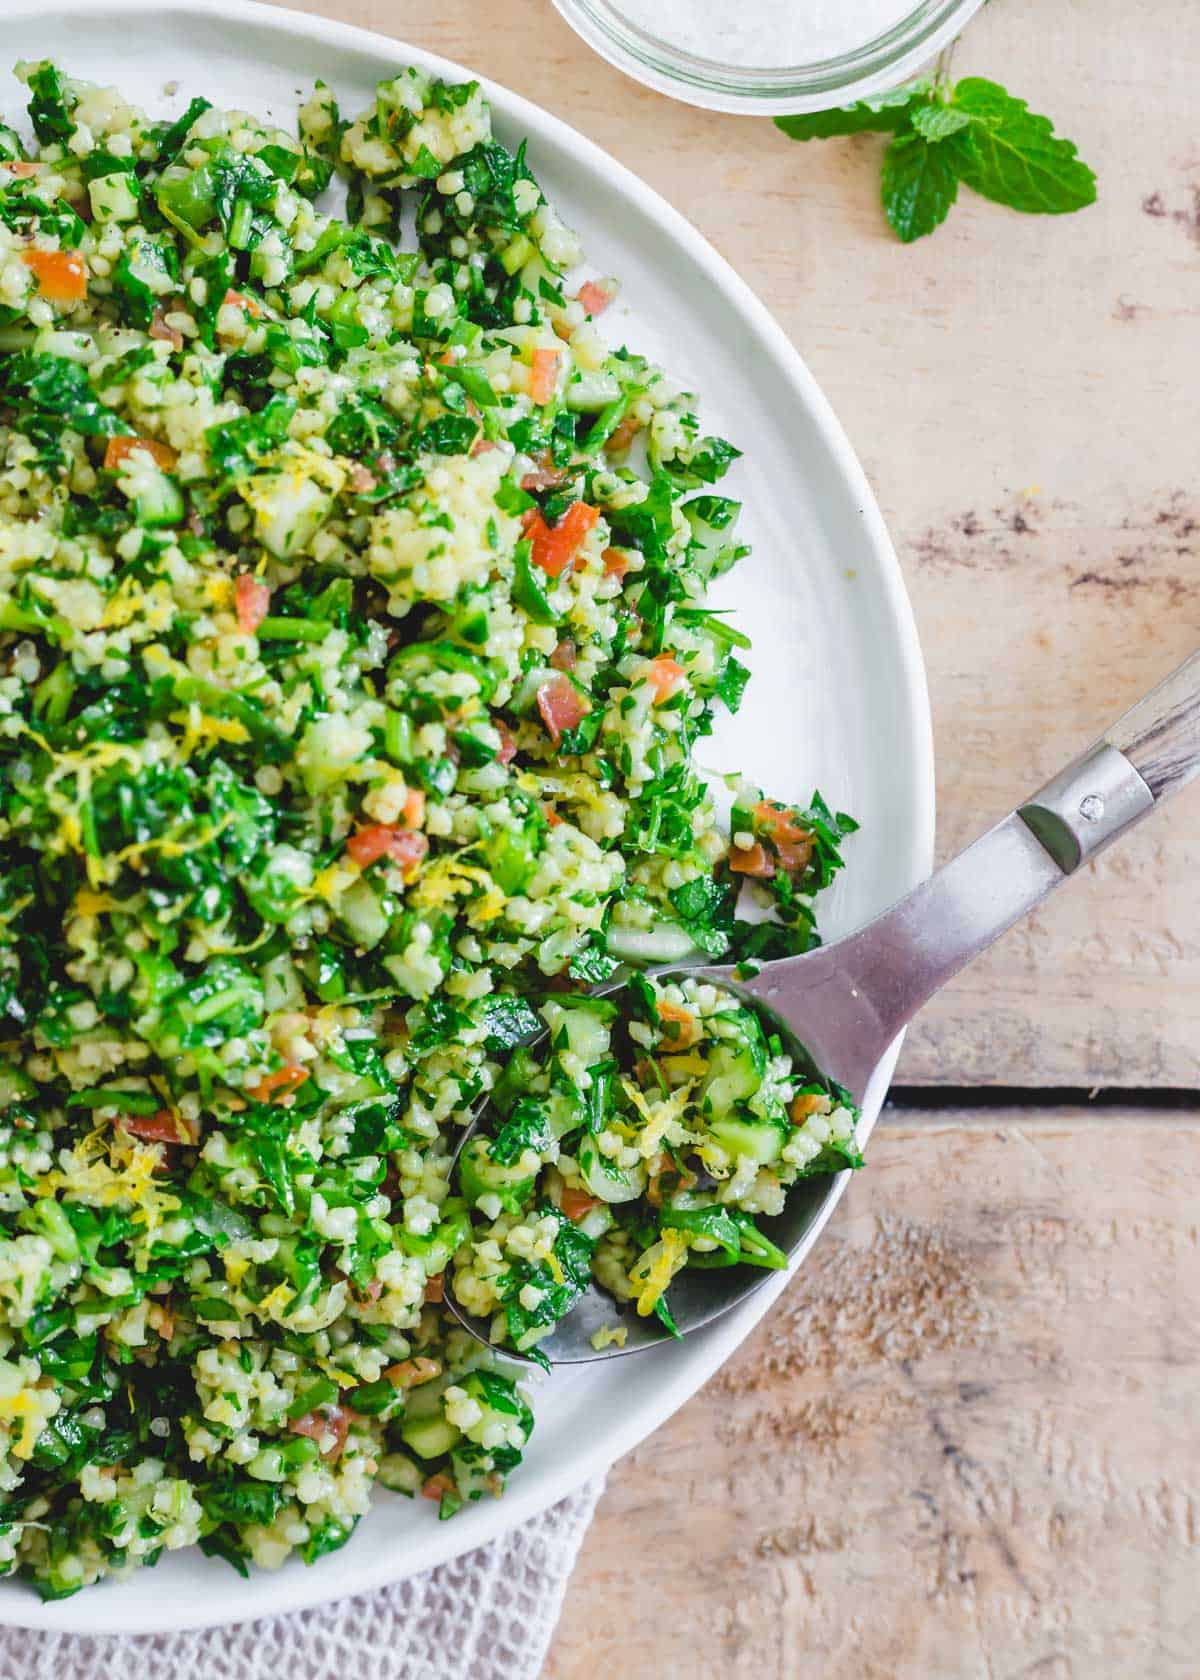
[776,76,1096,243]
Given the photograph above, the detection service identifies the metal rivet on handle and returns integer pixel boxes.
[1079,794,1105,822]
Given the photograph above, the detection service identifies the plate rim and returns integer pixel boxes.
[0,0,936,1633]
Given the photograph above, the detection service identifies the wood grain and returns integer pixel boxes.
[265,0,1200,1086]
[545,1110,1200,1680]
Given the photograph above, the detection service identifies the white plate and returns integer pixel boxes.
[0,0,934,1633]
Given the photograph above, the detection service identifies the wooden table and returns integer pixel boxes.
[276,1,1200,1669]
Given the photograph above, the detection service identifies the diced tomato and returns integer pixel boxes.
[576,279,614,317]
[424,1272,445,1303]
[606,413,642,455]
[654,999,700,1050]
[520,453,567,492]
[528,347,560,405]
[643,655,686,702]
[495,721,518,765]
[222,287,262,318]
[422,1472,456,1502]
[536,674,589,744]
[550,638,577,672]
[525,501,600,579]
[470,436,499,457]
[401,787,426,829]
[7,161,40,178]
[23,248,86,304]
[728,840,775,878]
[247,1063,309,1104]
[790,1091,832,1126]
[122,1109,194,1145]
[560,1187,600,1223]
[104,435,179,473]
[235,573,271,634]
[149,307,183,350]
[602,546,631,579]
[543,802,563,827]
[289,1406,351,1463]
[346,825,429,876]
[383,1356,442,1390]
[348,461,377,493]
[753,801,814,874]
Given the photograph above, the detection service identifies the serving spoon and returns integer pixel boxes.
[444,647,1200,1363]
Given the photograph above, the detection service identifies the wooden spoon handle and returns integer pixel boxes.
[1108,649,1200,800]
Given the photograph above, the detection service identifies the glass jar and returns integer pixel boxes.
[551,0,985,115]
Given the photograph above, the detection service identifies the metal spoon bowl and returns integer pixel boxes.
[445,649,1200,1364]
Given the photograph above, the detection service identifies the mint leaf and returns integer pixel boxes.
[774,80,928,141]
[880,131,967,243]
[952,78,1097,213]
[910,104,972,142]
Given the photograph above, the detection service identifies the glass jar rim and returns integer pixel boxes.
[552,0,985,115]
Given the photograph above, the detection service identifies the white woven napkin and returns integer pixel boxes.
[0,1478,604,1680]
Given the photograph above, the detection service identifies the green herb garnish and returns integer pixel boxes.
[776,74,1097,243]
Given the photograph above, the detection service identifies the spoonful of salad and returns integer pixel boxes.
[445,647,1200,1364]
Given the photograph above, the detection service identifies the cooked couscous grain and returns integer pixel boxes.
[0,56,857,1597]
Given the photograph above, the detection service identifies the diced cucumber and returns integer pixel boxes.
[337,878,390,950]
[260,954,305,1011]
[546,1088,585,1140]
[32,328,95,364]
[450,1448,493,1501]
[388,641,498,704]
[510,664,560,715]
[24,1199,79,1263]
[398,1199,470,1273]
[498,233,532,276]
[491,1046,539,1117]
[707,1114,787,1166]
[542,999,612,1065]
[577,1135,646,1205]
[604,922,697,964]
[480,817,541,895]
[458,1136,536,1214]
[135,468,185,528]
[88,173,139,223]
[565,369,621,413]
[383,708,414,765]
[446,597,490,647]
[399,1415,461,1460]
[241,471,333,559]
[0,1059,35,1107]
[682,495,745,580]
[701,1042,762,1111]
[377,1452,422,1495]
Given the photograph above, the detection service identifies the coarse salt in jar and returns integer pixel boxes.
[552,0,985,114]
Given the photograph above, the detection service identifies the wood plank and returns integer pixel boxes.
[266,0,1200,1084]
[545,1110,1200,1680]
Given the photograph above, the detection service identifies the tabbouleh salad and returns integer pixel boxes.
[0,56,859,1598]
